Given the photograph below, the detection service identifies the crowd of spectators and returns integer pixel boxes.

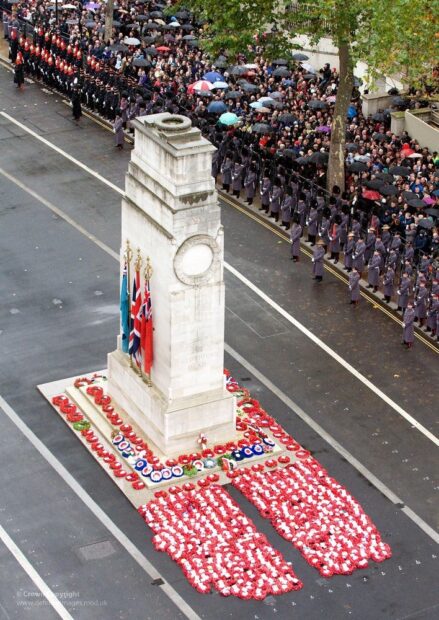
[2,0,438,339]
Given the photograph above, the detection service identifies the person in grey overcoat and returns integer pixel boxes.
[349,268,361,305]
[426,294,439,334]
[381,224,391,249]
[351,218,361,241]
[374,236,386,272]
[364,228,376,264]
[307,204,318,245]
[312,240,325,281]
[231,159,244,198]
[281,188,293,229]
[290,220,302,261]
[319,215,330,253]
[367,250,381,292]
[352,238,366,274]
[244,164,257,205]
[259,175,271,212]
[383,266,395,303]
[344,233,355,272]
[414,281,428,326]
[113,112,124,149]
[296,194,307,229]
[397,273,411,311]
[402,303,415,348]
[221,155,233,192]
[269,180,282,222]
[329,222,341,263]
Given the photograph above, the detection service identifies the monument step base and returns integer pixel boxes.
[38,370,293,505]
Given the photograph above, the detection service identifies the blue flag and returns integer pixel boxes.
[120,263,129,353]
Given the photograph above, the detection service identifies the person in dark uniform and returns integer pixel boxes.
[349,268,361,305]
[71,85,82,121]
[221,154,233,193]
[382,265,395,303]
[244,164,257,205]
[397,272,411,312]
[367,250,381,293]
[14,51,25,89]
[259,173,271,213]
[312,239,325,282]
[344,232,355,272]
[414,281,428,327]
[402,302,415,348]
[269,179,282,221]
[290,218,302,262]
[306,202,318,245]
[280,187,293,229]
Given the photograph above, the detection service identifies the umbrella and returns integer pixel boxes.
[308,100,328,109]
[203,71,224,83]
[143,23,160,30]
[252,123,273,134]
[364,179,385,190]
[283,149,297,158]
[214,59,228,68]
[346,143,358,152]
[150,10,164,18]
[112,21,121,27]
[272,102,284,110]
[188,80,214,93]
[156,46,171,52]
[389,166,411,177]
[250,101,263,109]
[296,157,309,165]
[168,21,180,27]
[227,65,247,76]
[425,208,439,218]
[187,40,199,48]
[212,81,229,89]
[108,43,128,52]
[379,184,399,196]
[144,47,158,56]
[316,125,331,133]
[137,16,151,22]
[362,189,381,201]
[303,73,317,81]
[402,191,418,201]
[259,96,275,105]
[408,198,426,209]
[301,62,316,73]
[124,37,141,45]
[418,219,434,229]
[270,92,283,99]
[375,172,394,183]
[183,34,196,40]
[241,83,259,93]
[62,3,77,9]
[218,112,239,125]
[133,58,151,67]
[208,101,228,114]
[273,67,290,77]
[348,162,368,173]
[255,107,271,113]
[180,23,195,31]
[85,21,96,28]
[225,91,242,99]
[163,34,175,42]
[279,113,297,126]
[245,63,259,69]
[408,152,423,158]
[309,151,329,165]
[66,19,78,25]
[272,58,288,65]
[292,52,309,61]
[392,96,407,107]
[372,112,386,122]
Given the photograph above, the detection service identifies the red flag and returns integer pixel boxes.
[141,276,153,374]
[129,269,142,368]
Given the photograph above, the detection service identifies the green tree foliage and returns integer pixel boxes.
[178,0,438,190]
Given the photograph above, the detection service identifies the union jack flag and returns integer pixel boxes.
[141,276,153,374]
[129,269,142,368]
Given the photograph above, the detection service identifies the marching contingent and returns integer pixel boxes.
[2,0,439,349]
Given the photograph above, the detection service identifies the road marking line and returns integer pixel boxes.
[1,139,436,447]
[0,523,75,620]
[0,112,124,196]
[224,262,439,448]
[0,168,119,261]
[224,344,439,544]
[220,195,437,352]
[0,395,201,620]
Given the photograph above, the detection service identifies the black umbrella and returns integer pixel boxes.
[142,36,157,44]
[364,179,385,190]
[279,113,297,126]
[133,57,151,67]
[348,161,368,172]
[425,208,439,219]
[379,184,399,196]
[163,34,175,42]
[187,40,199,47]
[227,65,247,76]
[85,21,96,28]
[144,47,158,56]
[214,59,228,68]
[309,151,329,165]
[392,96,408,107]
[112,21,121,27]
[372,132,388,142]
[389,166,411,177]
[183,34,196,40]
[346,143,358,152]
[225,91,242,99]
[137,15,150,21]
[402,191,418,201]
[150,11,163,18]
[296,156,309,165]
[241,83,259,93]
[303,73,316,80]
[418,219,434,229]
[308,100,328,109]
[180,23,195,31]
[292,52,309,61]
[273,67,290,77]
[283,149,297,158]
[143,22,160,30]
[272,101,284,110]
[375,172,394,183]
[272,58,288,65]
[252,123,273,134]
[408,198,426,209]
[372,112,386,122]
[175,10,191,20]
[108,43,128,52]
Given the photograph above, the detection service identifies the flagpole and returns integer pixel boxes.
[142,257,153,387]
[133,249,142,375]
[125,240,133,365]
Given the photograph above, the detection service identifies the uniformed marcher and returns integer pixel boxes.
[259,173,271,212]
[329,221,341,263]
[381,224,391,249]
[312,239,325,282]
[280,187,293,229]
[367,250,381,292]
[113,111,124,149]
[221,155,233,192]
[244,164,257,205]
[414,281,428,326]
[290,219,302,262]
[269,179,282,221]
[306,203,318,245]
[383,265,395,303]
[349,268,361,305]
[402,302,415,348]
[352,238,366,274]
[231,158,244,198]
[364,228,376,263]
[397,272,411,312]
[426,293,439,335]
[344,232,355,272]
[318,213,330,253]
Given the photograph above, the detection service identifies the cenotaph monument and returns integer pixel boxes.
[106,113,236,454]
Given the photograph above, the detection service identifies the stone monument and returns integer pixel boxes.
[107,113,236,455]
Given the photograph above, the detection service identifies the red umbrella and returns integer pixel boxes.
[156,45,170,53]
[362,189,381,201]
